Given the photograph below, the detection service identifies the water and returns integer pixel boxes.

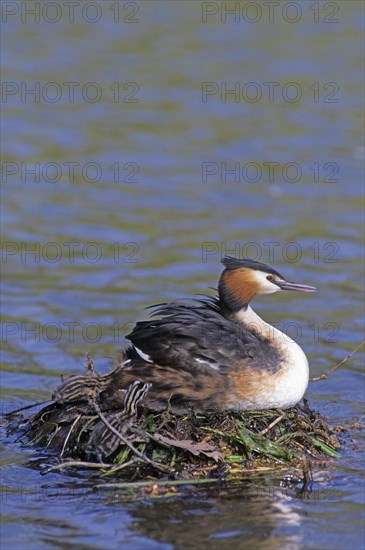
[1,1,364,549]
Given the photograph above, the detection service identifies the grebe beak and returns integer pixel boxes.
[277,280,317,293]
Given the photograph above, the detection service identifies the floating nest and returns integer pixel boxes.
[6,353,342,486]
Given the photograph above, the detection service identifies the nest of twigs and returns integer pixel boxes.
[7,354,341,482]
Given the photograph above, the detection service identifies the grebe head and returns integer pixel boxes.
[218,256,316,313]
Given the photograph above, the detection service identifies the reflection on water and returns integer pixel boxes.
[1,1,364,549]
[126,481,304,550]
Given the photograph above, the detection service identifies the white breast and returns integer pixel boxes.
[270,331,309,409]
[235,306,309,410]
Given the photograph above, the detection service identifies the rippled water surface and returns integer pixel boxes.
[1,2,364,549]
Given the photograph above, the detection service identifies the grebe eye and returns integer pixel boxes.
[266,275,274,282]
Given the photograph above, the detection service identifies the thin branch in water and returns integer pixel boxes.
[3,399,53,416]
[42,457,139,476]
[42,460,113,474]
[311,340,364,381]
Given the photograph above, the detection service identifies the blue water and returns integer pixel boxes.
[1,2,364,549]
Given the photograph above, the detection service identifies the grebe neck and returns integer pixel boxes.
[234,305,287,344]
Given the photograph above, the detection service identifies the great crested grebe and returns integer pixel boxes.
[54,257,316,413]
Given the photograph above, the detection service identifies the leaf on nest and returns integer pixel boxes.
[307,436,340,458]
[154,434,223,462]
[236,426,293,461]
